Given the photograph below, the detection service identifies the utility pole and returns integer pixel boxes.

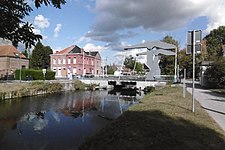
[183,68,186,98]
[192,30,196,113]
[105,56,108,77]
[187,30,202,113]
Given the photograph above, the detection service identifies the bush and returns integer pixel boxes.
[204,59,225,88]
[144,86,155,94]
[15,69,55,80]
[29,81,62,92]
[73,80,86,90]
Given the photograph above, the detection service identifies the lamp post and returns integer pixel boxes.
[19,54,21,82]
[15,52,21,82]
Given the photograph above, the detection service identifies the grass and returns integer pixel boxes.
[0,81,62,97]
[79,86,225,150]
[0,83,28,92]
[210,89,225,96]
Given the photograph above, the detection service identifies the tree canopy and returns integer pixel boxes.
[204,26,225,60]
[0,0,65,48]
[124,55,144,74]
[30,42,53,69]
[204,58,225,88]
[159,35,179,75]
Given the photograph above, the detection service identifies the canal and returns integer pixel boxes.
[0,90,143,150]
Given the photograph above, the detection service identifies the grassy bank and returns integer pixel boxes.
[0,81,62,99]
[80,86,225,150]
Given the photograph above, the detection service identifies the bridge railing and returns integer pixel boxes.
[153,75,174,81]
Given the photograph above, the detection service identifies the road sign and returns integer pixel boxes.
[186,30,202,54]
[42,69,46,74]
[186,30,202,113]
[186,44,201,54]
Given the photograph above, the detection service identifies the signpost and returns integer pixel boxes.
[42,69,46,81]
[187,30,202,113]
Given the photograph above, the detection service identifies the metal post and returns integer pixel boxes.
[192,31,195,113]
[183,68,186,98]
[19,54,21,82]
[174,47,177,83]
[82,50,85,77]
[105,56,107,77]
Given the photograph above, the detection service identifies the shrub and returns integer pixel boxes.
[73,80,86,90]
[204,59,225,88]
[15,69,55,80]
[144,86,155,94]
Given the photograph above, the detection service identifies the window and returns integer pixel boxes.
[91,60,94,65]
[73,57,76,64]
[53,59,56,64]
[58,59,61,64]
[73,67,76,74]
[63,58,66,64]
[68,58,71,64]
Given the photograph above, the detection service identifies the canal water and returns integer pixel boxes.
[0,90,143,150]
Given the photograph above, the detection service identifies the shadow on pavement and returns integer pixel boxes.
[202,106,225,116]
[80,110,225,150]
[208,98,225,103]
[185,83,225,99]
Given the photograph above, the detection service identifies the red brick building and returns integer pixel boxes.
[0,45,29,79]
[50,45,101,78]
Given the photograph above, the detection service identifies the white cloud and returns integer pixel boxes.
[32,28,41,34]
[32,27,48,40]
[43,35,48,40]
[87,0,225,49]
[54,24,62,38]
[52,47,62,53]
[114,48,147,65]
[203,0,225,33]
[76,35,91,44]
[83,43,108,52]
[34,15,50,29]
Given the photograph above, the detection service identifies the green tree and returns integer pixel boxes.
[204,26,225,60]
[178,49,201,79]
[0,0,65,48]
[124,55,143,74]
[204,58,225,88]
[22,49,28,58]
[124,55,135,70]
[105,65,117,75]
[160,35,179,75]
[30,42,53,69]
[34,0,66,9]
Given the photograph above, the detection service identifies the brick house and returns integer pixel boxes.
[50,45,101,78]
[0,45,29,79]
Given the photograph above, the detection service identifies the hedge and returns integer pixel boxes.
[15,69,55,80]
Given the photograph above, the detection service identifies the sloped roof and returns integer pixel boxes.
[69,46,82,54]
[124,41,177,50]
[54,45,101,58]
[0,45,26,58]
[85,51,99,56]
[55,45,79,54]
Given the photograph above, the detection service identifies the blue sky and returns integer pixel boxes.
[26,0,225,64]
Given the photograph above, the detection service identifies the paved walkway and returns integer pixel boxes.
[186,85,225,131]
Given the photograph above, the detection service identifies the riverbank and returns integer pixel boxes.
[0,81,63,100]
[0,80,100,100]
[79,86,225,150]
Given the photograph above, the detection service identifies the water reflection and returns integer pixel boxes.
[0,90,143,150]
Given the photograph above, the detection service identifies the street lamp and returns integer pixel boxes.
[15,52,21,82]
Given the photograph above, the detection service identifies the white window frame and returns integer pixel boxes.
[68,58,71,64]
[63,58,66,64]
[73,57,76,64]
